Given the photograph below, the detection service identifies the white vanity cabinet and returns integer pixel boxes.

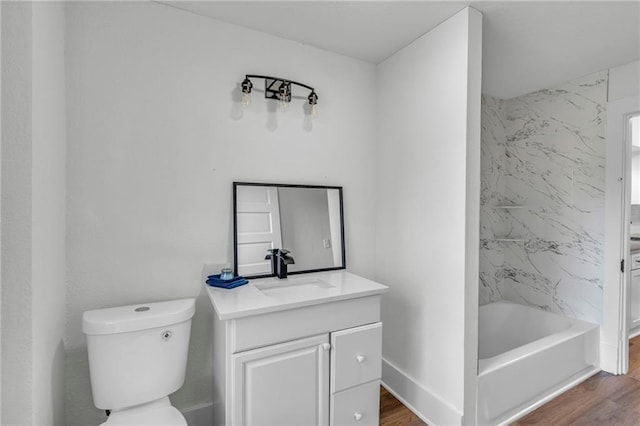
[230,323,382,426]
[207,271,387,426]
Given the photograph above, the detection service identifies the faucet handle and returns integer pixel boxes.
[265,248,280,260]
[278,249,295,264]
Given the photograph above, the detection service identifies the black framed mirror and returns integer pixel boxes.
[233,182,346,279]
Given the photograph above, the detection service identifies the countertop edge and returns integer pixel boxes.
[204,271,388,321]
[209,287,387,321]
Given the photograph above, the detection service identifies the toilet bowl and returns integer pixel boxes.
[101,397,185,426]
[83,298,195,425]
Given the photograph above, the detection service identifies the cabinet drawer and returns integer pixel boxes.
[330,380,380,426]
[331,322,381,393]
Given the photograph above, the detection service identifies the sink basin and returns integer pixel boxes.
[255,276,335,297]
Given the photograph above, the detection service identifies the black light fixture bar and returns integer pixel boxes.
[245,74,315,93]
[242,74,317,104]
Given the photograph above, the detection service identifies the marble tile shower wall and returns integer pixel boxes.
[480,95,507,304]
[480,71,608,324]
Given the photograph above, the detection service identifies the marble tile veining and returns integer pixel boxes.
[479,71,607,324]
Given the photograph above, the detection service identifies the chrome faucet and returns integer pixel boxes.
[265,249,295,279]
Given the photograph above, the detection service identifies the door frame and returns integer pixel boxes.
[603,95,640,374]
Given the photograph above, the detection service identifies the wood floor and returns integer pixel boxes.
[379,386,427,426]
[379,336,640,426]
[514,335,640,425]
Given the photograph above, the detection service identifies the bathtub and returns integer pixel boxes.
[477,301,600,425]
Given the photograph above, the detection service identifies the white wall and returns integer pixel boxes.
[1,3,33,423]
[64,2,377,424]
[632,149,640,210]
[375,8,482,425]
[609,60,640,102]
[278,187,333,271]
[32,2,67,424]
[0,2,3,421]
[1,2,67,424]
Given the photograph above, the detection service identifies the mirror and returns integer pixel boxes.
[233,182,346,278]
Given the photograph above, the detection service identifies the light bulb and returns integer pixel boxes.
[307,90,318,119]
[278,81,291,112]
[242,92,251,108]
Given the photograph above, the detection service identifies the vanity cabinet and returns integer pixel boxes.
[231,324,382,426]
[209,286,384,426]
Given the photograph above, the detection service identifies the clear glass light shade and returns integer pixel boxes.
[310,104,318,118]
[242,92,251,108]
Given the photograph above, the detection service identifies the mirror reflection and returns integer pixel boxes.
[233,183,345,278]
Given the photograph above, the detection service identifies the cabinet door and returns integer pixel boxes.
[232,334,330,426]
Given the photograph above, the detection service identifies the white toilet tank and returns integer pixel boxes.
[82,298,195,410]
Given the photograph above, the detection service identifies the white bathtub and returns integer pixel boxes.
[477,301,600,425]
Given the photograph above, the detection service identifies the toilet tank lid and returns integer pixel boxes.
[82,298,195,335]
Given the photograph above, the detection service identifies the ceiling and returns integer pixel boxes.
[160,1,640,99]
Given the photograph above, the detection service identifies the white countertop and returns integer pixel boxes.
[205,270,388,320]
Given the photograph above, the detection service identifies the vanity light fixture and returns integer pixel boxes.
[240,74,318,116]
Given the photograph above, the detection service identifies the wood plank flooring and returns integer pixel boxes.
[512,371,640,425]
[379,386,427,426]
[379,336,640,426]
[514,335,640,425]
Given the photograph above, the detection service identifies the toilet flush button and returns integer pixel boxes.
[161,330,172,341]
[135,306,150,312]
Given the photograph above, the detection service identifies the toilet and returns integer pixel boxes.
[82,298,196,425]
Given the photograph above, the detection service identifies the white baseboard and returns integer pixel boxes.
[600,341,620,374]
[182,402,213,426]
[381,358,462,426]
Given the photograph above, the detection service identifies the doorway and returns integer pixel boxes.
[628,114,640,381]
[603,96,639,375]
[629,115,640,340]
